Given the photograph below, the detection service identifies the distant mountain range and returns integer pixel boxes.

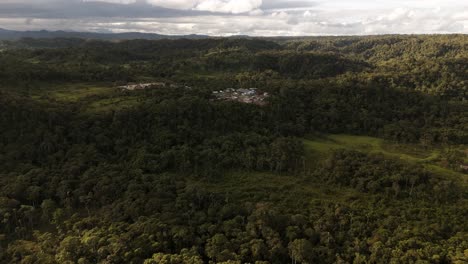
[0,28,209,40]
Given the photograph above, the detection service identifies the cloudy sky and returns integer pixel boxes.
[0,0,467,36]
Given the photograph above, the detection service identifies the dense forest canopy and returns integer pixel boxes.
[1,35,466,98]
[0,35,467,264]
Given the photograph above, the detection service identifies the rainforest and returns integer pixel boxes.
[0,35,467,264]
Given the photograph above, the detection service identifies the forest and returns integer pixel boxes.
[0,35,467,264]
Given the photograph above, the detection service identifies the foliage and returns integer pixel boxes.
[0,35,467,263]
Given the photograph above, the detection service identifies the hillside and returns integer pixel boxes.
[0,28,208,41]
[0,36,467,264]
[1,35,466,99]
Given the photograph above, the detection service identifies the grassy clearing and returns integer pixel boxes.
[304,134,466,184]
[49,86,114,102]
[26,82,143,114]
[30,83,115,103]
[304,134,443,162]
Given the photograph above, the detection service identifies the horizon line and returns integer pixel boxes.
[1,27,467,38]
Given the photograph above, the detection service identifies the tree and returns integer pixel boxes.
[40,199,57,223]
[206,234,236,262]
[288,239,314,264]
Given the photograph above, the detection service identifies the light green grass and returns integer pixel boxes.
[27,83,144,114]
[47,85,114,102]
[304,134,467,184]
[30,83,115,103]
[50,87,113,102]
[304,134,438,162]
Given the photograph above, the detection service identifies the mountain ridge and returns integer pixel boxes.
[0,28,209,40]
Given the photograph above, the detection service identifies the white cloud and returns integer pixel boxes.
[145,0,195,9]
[85,0,263,13]
[249,9,264,16]
[83,0,137,4]
[271,11,289,19]
[193,0,262,14]
[303,10,313,18]
[0,0,467,35]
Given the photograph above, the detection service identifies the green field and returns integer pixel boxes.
[304,134,437,161]
[304,134,466,184]
[29,83,115,102]
[26,82,143,114]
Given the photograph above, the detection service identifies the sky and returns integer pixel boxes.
[0,0,467,36]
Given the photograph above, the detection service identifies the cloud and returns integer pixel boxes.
[0,0,466,35]
[303,10,313,18]
[84,0,137,4]
[0,0,206,19]
[145,0,195,9]
[261,0,317,12]
[84,0,263,13]
[194,0,262,14]
[137,0,264,14]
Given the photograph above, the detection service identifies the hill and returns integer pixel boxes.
[0,28,208,41]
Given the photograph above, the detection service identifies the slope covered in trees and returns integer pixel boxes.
[1,35,466,98]
[0,35,467,263]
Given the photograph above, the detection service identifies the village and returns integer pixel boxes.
[213,88,269,105]
[118,83,270,105]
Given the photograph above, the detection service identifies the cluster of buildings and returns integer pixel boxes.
[213,88,269,105]
[117,84,270,106]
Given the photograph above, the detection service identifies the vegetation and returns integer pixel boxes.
[0,35,467,263]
